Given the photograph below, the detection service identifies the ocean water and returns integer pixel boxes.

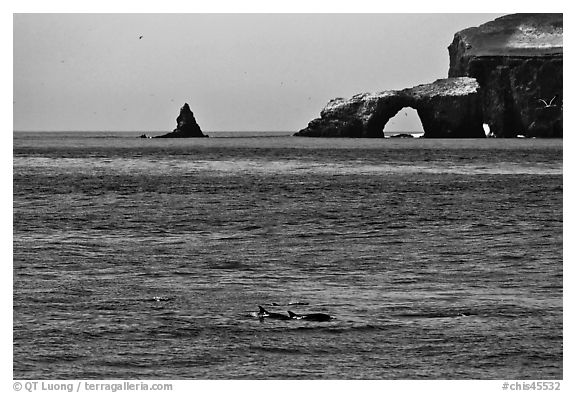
[13,131,563,379]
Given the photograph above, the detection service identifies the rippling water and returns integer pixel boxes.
[13,132,562,379]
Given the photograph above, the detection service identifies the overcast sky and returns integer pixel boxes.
[13,13,504,132]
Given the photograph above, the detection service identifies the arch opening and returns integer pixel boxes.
[383,107,424,137]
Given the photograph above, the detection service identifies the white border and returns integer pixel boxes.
[5,1,571,391]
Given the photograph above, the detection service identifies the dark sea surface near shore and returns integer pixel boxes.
[13,132,562,379]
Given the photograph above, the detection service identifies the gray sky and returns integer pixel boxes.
[13,13,503,132]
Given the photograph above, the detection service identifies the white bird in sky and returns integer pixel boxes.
[538,96,557,108]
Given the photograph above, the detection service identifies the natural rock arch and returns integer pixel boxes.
[295,14,562,138]
[295,78,485,138]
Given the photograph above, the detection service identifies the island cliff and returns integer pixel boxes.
[448,13,562,137]
[295,13,562,138]
[155,103,208,138]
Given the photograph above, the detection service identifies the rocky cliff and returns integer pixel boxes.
[448,13,562,137]
[155,103,207,138]
[294,77,484,138]
[295,13,562,138]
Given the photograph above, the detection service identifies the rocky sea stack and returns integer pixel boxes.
[295,13,562,138]
[155,103,207,138]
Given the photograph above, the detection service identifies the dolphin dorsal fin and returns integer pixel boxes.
[288,311,297,318]
[258,306,267,314]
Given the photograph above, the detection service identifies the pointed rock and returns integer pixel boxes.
[155,103,208,138]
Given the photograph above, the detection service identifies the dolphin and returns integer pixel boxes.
[288,310,332,322]
[258,306,291,320]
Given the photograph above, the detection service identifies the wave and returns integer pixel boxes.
[14,156,562,176]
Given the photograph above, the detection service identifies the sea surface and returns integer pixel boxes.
[13,131,563,379]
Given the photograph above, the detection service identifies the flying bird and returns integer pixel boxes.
[538,96,557,108]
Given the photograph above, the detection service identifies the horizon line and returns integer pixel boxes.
[13,129,425,134]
